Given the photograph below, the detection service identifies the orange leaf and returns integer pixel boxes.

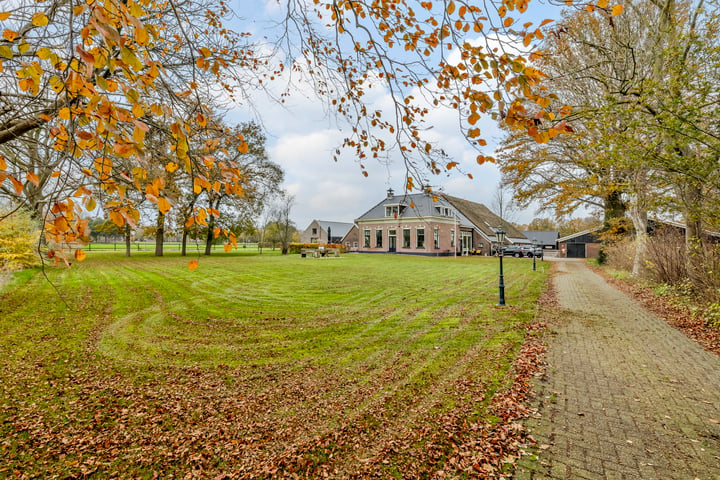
[213,227,221,239]
[611,4,623,15]
[10,176,23,195]
[540,19,554,27]
[0,13,10,21]
[224,243,232,253]
[0,155,6,170]
[26,172,39,187]
[238,142,249,154]
[166,162,179,173]
[188,260,199,271]
[3,29,18,42]
[75,250,87,261]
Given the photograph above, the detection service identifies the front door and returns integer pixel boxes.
[461,232,472,255]
[388,229,397,252]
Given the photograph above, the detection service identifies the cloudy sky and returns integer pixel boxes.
[227,1,568,230]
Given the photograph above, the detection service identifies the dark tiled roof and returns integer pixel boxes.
[442,195,526,240]
[521,231,559,245]
[356,193,473,226]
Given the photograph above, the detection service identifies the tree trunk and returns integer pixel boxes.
[181,229,188,256]
[684,182,704,285]
[627,195,649,277]
[603,189,626,223]
[155,213,165,257]
[124,224,131,257]
[205,216,215,256]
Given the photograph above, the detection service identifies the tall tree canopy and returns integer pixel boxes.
[498,0,720,275]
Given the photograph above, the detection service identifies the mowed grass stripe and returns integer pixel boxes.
[0,252,547,477]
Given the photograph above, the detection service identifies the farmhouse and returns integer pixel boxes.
[355,189,526,256]
[299,220,354,244]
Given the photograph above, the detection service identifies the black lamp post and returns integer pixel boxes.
[495,225,506,306]
[532,237,537,272]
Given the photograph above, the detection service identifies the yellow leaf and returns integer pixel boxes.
[75,250,87,262]
[86,197,97,211]
[0,12,10,21]
[611,4,623,15]
[0,45,13,59]
[32,12,49,27]
[597,0,608,7]
[446,1,455,14]
[132,103,145,118]
[188,260,199,271]
[165,162,179,173]
[158,197,171,215]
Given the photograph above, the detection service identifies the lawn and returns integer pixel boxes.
[0,252,547,478]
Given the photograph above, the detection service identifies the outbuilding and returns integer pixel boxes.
[557,228,602,258]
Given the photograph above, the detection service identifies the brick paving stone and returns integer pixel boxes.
[517,259,720,480]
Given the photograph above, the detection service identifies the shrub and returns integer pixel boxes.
[288,243,345,254]
[645,227,688,285]
[601,237,635,272]
[0,207,41,271]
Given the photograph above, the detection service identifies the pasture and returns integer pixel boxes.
[0,252,547,478]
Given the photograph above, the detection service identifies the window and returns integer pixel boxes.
[403,228,411,248]
[450,230,455,247]
[363,229,371,248]
[385,205,399,217]
[384,204,406,217]
[417,228,425,248]
[376,229,382,248]
[312,227,317,235]
[434,228,439,249]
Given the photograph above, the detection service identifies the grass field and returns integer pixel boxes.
[0,252,548,478]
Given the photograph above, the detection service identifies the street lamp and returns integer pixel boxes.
[532,237,537,272]
[495,225,506,306]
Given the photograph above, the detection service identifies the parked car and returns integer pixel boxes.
[520,245,544,258]
[492,245,543,258]
[492,245,523,257]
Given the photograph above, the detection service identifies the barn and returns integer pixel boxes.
[557,228,602,259]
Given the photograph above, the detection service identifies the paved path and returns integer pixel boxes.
[516,259,720,480]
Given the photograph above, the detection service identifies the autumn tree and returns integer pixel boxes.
[0,205,41,271]
[499,0,720,276]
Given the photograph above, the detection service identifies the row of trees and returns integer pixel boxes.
[498,0,720,286]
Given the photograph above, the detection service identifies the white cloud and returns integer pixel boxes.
[223,9,574,229]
